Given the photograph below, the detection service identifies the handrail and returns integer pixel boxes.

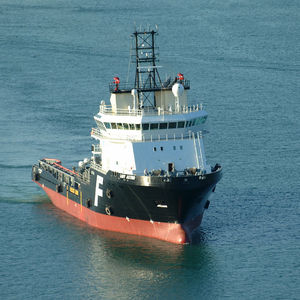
[98,103,203,116]
[39,159,78,176]
[108,79,190,93]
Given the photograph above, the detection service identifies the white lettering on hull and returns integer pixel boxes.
[94,175,103,206]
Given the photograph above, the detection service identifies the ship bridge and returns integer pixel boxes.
[92,101,208,142]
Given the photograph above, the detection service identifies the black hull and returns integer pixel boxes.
[92,170,222,223]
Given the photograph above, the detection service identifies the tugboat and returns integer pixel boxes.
[32,28,222,244]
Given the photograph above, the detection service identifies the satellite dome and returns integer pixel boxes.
[172,83,184,98]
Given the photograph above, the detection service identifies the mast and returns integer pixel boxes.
[132,29,162,108]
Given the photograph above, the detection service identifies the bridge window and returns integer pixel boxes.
[159,123,167,129]
[102,123,142,130]
[195,118,201,125]
[96,121,106,130]
[150,123,159,130]
[104,122,111,129]
[186,120,192,127]
[195,117,205,125]
[178,121,185,128]
[142,123,149,130]
[168,122,177,129]
[117,123,124,129]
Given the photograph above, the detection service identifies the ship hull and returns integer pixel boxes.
[38,183,194,244]
[33,162,222,244]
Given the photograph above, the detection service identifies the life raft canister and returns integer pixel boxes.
[177,73,184,81]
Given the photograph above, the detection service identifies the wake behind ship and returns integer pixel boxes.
[32,28,222,244]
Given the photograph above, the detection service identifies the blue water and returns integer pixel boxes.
[1,0,299,299]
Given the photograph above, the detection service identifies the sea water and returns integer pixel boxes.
[0,0,299,299]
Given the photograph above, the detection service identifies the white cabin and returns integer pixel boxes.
[91,88,210,176]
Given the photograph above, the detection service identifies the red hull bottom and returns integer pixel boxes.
[38,183,203,244]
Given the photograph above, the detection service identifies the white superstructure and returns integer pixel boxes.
[91,88,210,176]
[90,29,211,176]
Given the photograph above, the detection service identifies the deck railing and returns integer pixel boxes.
[108,79,190,93]
[98,103,203,116]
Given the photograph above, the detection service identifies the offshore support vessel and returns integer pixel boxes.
[32,28,222,244]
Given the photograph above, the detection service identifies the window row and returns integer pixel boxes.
[153,145,184,152]
[100,116,207,131]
